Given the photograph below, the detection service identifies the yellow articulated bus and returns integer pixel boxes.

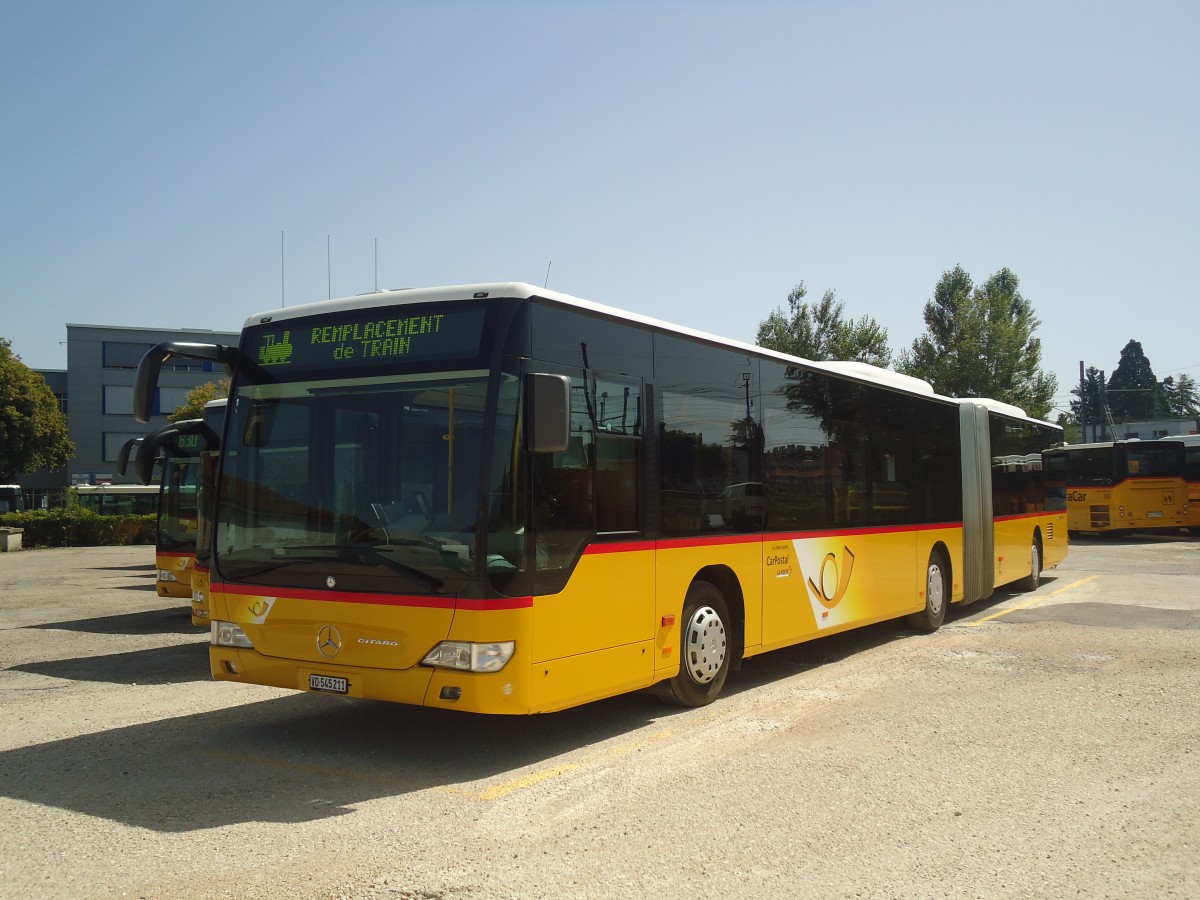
[133,283,1067,714]
[1044,439,1189,534]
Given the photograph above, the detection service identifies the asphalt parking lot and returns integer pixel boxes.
[1,533,1198,899]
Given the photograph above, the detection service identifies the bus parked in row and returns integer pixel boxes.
[1044,439,1189,533]
[133,283,1067,714]
[1163,434,1200,530]
[189,399,226,625]
[71,483,158,516]
[121,401,225,616]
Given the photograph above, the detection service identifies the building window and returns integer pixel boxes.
[103,341,212,372]
[103,342,152,369]
[156,386,192,418]
[103,385,134,415]
[103,432,146,463]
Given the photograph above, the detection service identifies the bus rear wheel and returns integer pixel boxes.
[906,550,948,633]
[660,581,730,708]
[1020,537,1042,592]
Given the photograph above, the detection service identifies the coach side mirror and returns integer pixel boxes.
[526,373,571,453]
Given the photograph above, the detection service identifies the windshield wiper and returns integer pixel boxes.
[224,544,446,592]
[331,543,446,592]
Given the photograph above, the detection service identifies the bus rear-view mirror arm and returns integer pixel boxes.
[134,342,241,423]
[116,437,142,477]
[526,373,571,454]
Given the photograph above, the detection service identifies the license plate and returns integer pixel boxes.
[309,674,348,694]
[1147,511,1163,518]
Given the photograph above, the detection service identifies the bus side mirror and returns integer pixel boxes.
[117,437,142,477]
[526,373,571,454]
[134,342,238,423]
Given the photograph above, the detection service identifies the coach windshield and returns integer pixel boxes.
[212,300,525,596]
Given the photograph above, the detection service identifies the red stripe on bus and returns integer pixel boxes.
[213,582,453,609]
[994,511,1058,523]
[763,521,965,542]
[655,522,965,550]
[581,522,970,555]
[456,596,534,610]
[585,540,656,554]
[211,582,531,610]
[655,534,760,551]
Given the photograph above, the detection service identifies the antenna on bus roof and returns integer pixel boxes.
[544,260,552,288]
[280,230,285,308]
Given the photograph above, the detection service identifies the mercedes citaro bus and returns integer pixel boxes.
[132,283,1067,714]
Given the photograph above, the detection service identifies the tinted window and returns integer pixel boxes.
[656,337,759,536]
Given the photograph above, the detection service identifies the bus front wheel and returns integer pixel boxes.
[906,550,948,633]
[660,581,731,708]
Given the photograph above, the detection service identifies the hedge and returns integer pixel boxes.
[0,509,157,548]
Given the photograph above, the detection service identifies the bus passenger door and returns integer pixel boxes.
[529,371,654,703]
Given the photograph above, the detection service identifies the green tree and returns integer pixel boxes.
[1054,412,1081,445]
[1105,341,1159,421]
[1070,365,1109,441]
[168,378,230,422]
[1160,373,1199,417]
[0,337,74,479]
[756,282,892,366]
[897,265,1057,419]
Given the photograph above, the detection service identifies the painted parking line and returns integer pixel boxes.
[479,726,679,801]
[964,575,1099,627]
[200,727,685,802]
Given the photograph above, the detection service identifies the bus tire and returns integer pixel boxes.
[660,581,731,708]
[1020,536,1042,592]
[906,550,948,633]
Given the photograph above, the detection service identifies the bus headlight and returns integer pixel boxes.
[211,621,254,649]
[422,640,515,673]
[158,569,178,582]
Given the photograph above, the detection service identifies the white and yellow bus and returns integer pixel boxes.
[71,483,158,516]
[1044,439,1189,533]
[133,283,1067,714]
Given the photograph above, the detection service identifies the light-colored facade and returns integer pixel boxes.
[20,323,239,504]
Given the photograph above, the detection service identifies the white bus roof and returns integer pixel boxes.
[243,281,1050,421]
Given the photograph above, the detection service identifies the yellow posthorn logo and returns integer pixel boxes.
[807,546,856,609]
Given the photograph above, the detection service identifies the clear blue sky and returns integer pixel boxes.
[3,1,1197,419]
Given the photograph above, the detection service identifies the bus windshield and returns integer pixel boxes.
[157,454,200,552]
[214,367,522,595]
[1123,441,1184,478]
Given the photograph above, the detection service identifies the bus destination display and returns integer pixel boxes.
[248,305,487,371]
